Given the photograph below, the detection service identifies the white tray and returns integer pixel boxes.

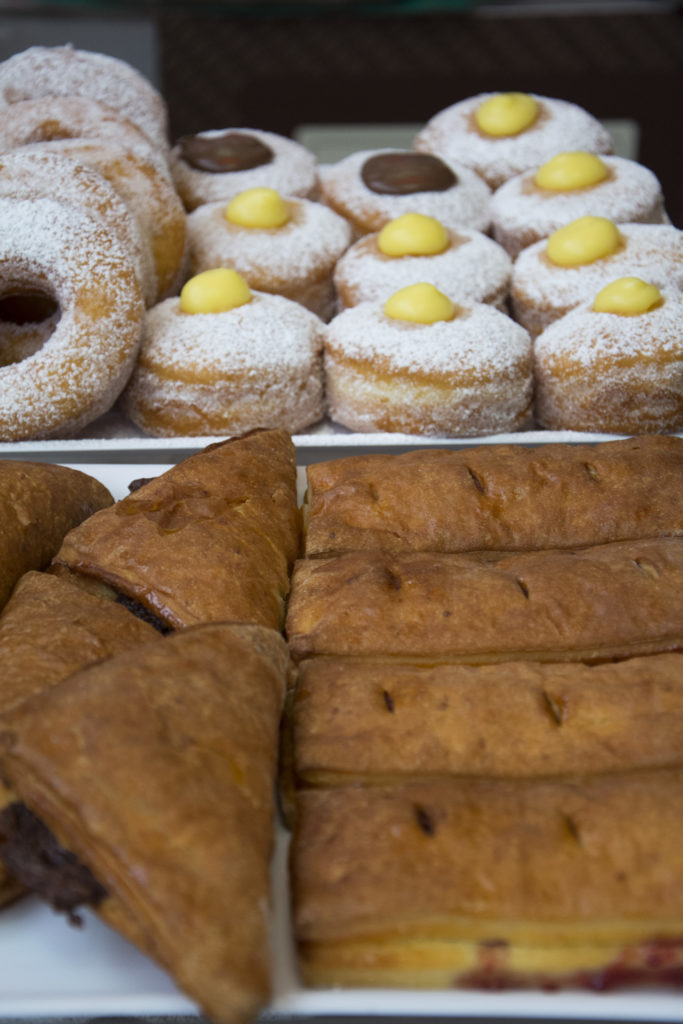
[1,439,682,1022]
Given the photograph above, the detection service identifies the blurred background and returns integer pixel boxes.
[1,0,681,225]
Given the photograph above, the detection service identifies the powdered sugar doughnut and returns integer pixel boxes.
[0,46,168,151]
[325,298,532,437]
[415,93,613,190]
[0,148,155,308]
[533,285,683,434]
[121,289,325,437]
[170,128,318,211]
[20,139,186,302]
[186,195,352,321]
[491,155,667,259]
[512,223,683,338]
[318,149,491,236]
[0,197,144,441]
[334,227,512,312]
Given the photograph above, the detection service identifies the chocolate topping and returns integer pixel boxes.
[361,152,457,195]
[0,802,108,924]
[177,131,274,173]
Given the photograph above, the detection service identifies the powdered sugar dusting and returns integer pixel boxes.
[334,228,512,308]
[0,196,143,440]
[318,149,492,234]
[415,94,613,190]
[0,45,168,150]
[170,128,318,210]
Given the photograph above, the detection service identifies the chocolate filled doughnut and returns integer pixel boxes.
[318,149,491,237]
[170,128,318,211]
[415,92,613,190]
[533,277,683,434]
[186,187,352,321]
[0,196,144,441]
[0,45,168,151]
[490,152,667,258]
[511,218,683,337]
[334,213,512,312]
[324,282,532,437]
[121,268,325,437]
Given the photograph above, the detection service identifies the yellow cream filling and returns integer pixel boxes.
[180,267,252,313]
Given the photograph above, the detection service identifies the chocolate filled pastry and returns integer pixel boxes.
[52,428,300,631]
[285,537,683,664]
[0,570,158,907]
[0,621,289,1024]
[287,652,683,794]
[302,436,683,557]
[291,772,683,990]
[0,460,113,612]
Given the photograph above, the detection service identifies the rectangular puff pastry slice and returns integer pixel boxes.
[291,772,683,991]
[303,435,683,557]
[0,460,113,611]
[52,428,301,632]
[286,537,683,664]
[287,652,683,792]
[0,621,289,1024]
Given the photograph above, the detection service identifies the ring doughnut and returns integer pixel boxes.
[318,148,491,236]
[18,139,186,302]
[0,149,155,310]
[0,196,144,441]
[415,93,613,189]
[170,128,318,211]
[0,45,168,151]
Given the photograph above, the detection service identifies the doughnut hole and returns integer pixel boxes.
[0,282,60,367]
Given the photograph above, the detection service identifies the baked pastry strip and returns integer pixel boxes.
[287,652,683,791]
[291,772,683,990]
[286,538,683,663]
[303,435,683,557]
[0,460,113,610]
[0,570,160,908]
[52,428,301,631]
[0,622,289,1024]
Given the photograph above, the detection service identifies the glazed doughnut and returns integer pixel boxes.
[324,283,532,437]
[511,219,683,337]
[0,45,168,151]
[121,268,325,437]
[0,196,144,441]
[533,278,683,434]
[317,148,491,237]
[0,149,155,310]
[18,139,186,302]
[415,92,613,190]
[170,128,318,211]
[186,188,352,321]
[334,214,512,312]
[490,153,667,258]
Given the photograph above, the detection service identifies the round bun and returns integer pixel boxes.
[0,196,144,441]
[490,155,667,258]
[186,196,352,321]
[415,93,613,190]
[334,227,512,312]
[170,128,318,211]
[0,45,168,151]
[324,300,532,437]
[318,149,491,236]
[512,223,683,338]
[121,290,325,437]
[533,287,683,434]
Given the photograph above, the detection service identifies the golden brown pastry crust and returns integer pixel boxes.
[0,622,289,1024]
[291,772,683,989]
[0,461,113,611]
[286,538,683,664]
[303,435,683,558]
[52,429,301,631]
[288,653,683,790]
